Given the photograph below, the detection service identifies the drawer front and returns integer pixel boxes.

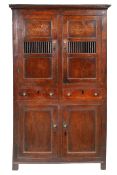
[17,87,58,100]
[63,88,105,100]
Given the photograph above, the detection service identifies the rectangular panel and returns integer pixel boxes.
[63,88,104,101]
[68,57,96,78]
[24,57,52,78]
[17,103,58,159]
[24,111,51,152]
[25,20,51,37]
[68,20,96,37]
[17,87,58,100]
[68,110,95,152]
[62,105,103,158]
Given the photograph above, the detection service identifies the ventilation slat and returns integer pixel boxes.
[48,42,50,53]
[43,42,44,53]
[68,42,70,53]
[27,42,28,53]
[70,42,71,53]
[68,41,96,53]
[47,41,49,53]
[24,41,52,54]
[88,42,89,53]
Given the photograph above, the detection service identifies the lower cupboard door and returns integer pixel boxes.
[62,104,105,160]
[16,103,58,161]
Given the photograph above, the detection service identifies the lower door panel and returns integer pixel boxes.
[14,102,59,161]
[62,104,105,160]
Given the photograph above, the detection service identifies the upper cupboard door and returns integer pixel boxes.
[62,16,101,85]
[17,13,58,86]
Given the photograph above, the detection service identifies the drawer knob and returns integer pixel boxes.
[94,92,98,96]
[67,92,71,97]
[21,92,27,96]
[49,92,54,96]
[63,123,67,128]
[53,124,57,128]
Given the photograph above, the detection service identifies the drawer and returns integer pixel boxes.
[17,87,58,100]
[63,88,105,100]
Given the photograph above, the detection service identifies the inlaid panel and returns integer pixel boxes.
[25,20,51,37]
[68,20,96,37]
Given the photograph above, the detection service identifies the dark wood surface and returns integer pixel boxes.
[9,4,111,9]
[10,4,110,170]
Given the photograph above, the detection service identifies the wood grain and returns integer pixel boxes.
[10,4,110,170]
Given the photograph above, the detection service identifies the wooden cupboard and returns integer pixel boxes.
[9,4,110,170]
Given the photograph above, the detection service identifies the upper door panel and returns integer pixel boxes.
[62,15,102,86]
[16,12,58,86]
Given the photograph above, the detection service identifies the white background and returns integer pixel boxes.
[0,0,116,174]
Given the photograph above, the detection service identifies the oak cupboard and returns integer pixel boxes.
[9,4,110,170]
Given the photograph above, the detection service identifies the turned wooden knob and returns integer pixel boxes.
[63,123,67,128]
[53,124,57,128]
[67,92,71,97]
[21,92,27,96]
[94,92,98,96]
[49,92,54,96]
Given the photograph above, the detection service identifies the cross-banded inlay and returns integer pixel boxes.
[24,41,52,54]
[68,41,96,53]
